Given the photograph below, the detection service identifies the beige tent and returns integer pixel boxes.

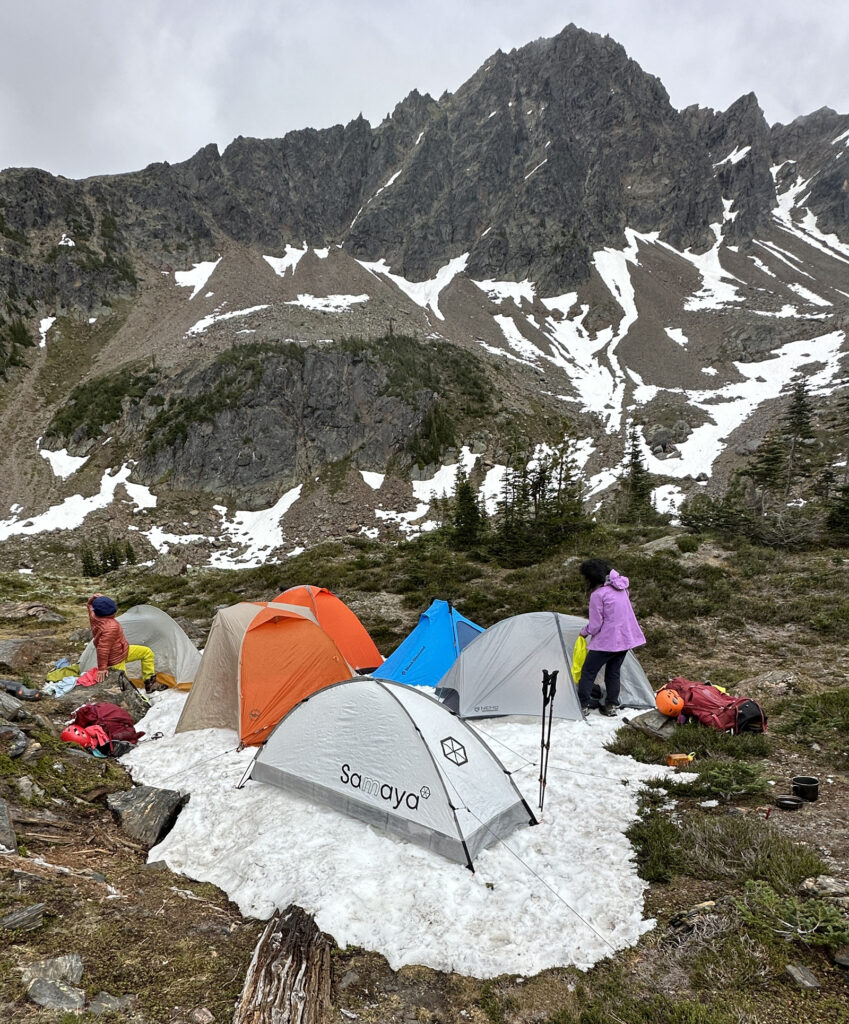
[175,600,364,745]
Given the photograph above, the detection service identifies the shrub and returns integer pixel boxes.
[776,687,849,750]
[49,367,159,440]
[626,809,680,882]
[737,880,849,947]
[679,816,825,892]
[675,534,700,553]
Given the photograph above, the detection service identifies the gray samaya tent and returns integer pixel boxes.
[247,677,537,868]
[436,612,655,720]
[80,605,201,687]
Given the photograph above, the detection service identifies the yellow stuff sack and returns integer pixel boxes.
[571,635,587,684]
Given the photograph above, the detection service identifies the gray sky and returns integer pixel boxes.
[2,0,848,180]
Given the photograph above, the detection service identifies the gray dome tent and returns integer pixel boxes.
[246,677,537,869]
[80,604,201,688]
[436,612,654,720]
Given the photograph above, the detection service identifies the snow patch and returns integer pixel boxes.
[0,464,156,541]
[474,279,535,307]
[126,694,673,977]
[186,305,269,337]
[664,327,688,348]
[263,244,309,278]
[58,233,75,247]
[652,484,686,517]
[411,447,480,502]
[359,471,385,490]
[285,293,368,313]
[143,526,205,553]
[714,145,750,166]
[175,258,221,300]
[37,439,89,479]
[357,254,469,321]
[38,316,56,348]
[210,486,303,569]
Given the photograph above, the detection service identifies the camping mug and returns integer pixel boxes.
[791,776,819,802]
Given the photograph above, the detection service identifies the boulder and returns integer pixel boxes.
[0,903,45,931]
[26,978,85,1012]
[107,785,189,847]
[89,991,137,1016]
[0,639,40,672]
[21,953,84,986]
[0,602,66,624]
[641,535,680,554]
[0,690,24,720]
[0,799,17,853]
[0,724,28,759]
[623,709,676,740]
[785,963,820,989]
[799,876,849,898]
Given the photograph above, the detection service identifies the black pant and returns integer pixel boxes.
[577,649,627,707]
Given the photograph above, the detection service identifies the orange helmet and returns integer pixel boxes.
[656,688,684,717]
[61,724,93,747]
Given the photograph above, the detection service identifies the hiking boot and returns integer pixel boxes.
[599,704,618,717]
[580,704,591,719]
[144,676,168,694]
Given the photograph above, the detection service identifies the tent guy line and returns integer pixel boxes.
[437,761,618,954]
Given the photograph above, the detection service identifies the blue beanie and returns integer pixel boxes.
[91,596,118,617]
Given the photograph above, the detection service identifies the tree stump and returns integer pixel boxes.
[233,906,331,1024]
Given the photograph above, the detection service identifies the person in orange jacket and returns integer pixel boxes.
[87,595,166,693]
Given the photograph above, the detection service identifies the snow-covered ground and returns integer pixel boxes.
[126,691,676,978]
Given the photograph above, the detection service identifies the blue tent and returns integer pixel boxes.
[372,599,484,688]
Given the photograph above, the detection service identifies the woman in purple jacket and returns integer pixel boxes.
[577,559,646,716]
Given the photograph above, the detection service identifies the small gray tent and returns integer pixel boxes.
[436,612,655,720]
[80,605,201,688]
[247,677,537,868]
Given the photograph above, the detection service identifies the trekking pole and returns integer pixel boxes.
[538,669,558,813]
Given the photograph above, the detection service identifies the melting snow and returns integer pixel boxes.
[186,305,269,337]
[357,254,469,320]
[314,248,330,259]
[37,439,89,479]
[474,279,535,307]
[175,258,221,300]
[0,464,156,541]
[285,294,368,313]
[664,328,688,348]
[714,145,751,166]
[143,526,206,553]
[652,484,686,517]
[787,282,831,307]
[831,128,849,147]
[659,226,742,311]
[524,158,548,181]
[38,317,56,348]
[58,233,75,247]
[411,447,480,502]
[641,330,846,479]
[494,315,542,361]
[415,131,424,145]
[210,485,303,569]
[479,465,506,515]
[263,244,309,278]
[375,169,403,197]
[359,471,385,490]
[126,693,675,976]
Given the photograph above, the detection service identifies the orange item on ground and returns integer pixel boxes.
[667,753,694,768]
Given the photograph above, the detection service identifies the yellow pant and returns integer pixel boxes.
[112,645,156,679]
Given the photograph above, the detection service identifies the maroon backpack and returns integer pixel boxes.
[665,677,767,734]
[71,702,145,744]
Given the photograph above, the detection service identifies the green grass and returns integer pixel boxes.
[776,686,849,751]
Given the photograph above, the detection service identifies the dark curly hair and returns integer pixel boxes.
[579,558,611,591]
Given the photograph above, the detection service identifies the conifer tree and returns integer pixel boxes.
[782,378,816,486]
[620,428,654,523]
[451,465,485,549]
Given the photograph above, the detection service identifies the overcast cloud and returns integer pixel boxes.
[2,0,848,180]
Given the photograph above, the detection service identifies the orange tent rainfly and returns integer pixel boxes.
[275,585,383,673]
[175,593,382,746]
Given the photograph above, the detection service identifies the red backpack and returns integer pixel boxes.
[665,677,767,734]
[71,702,145,744]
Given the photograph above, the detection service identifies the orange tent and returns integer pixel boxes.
[275,585,383,672]
[175,600,357,746]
